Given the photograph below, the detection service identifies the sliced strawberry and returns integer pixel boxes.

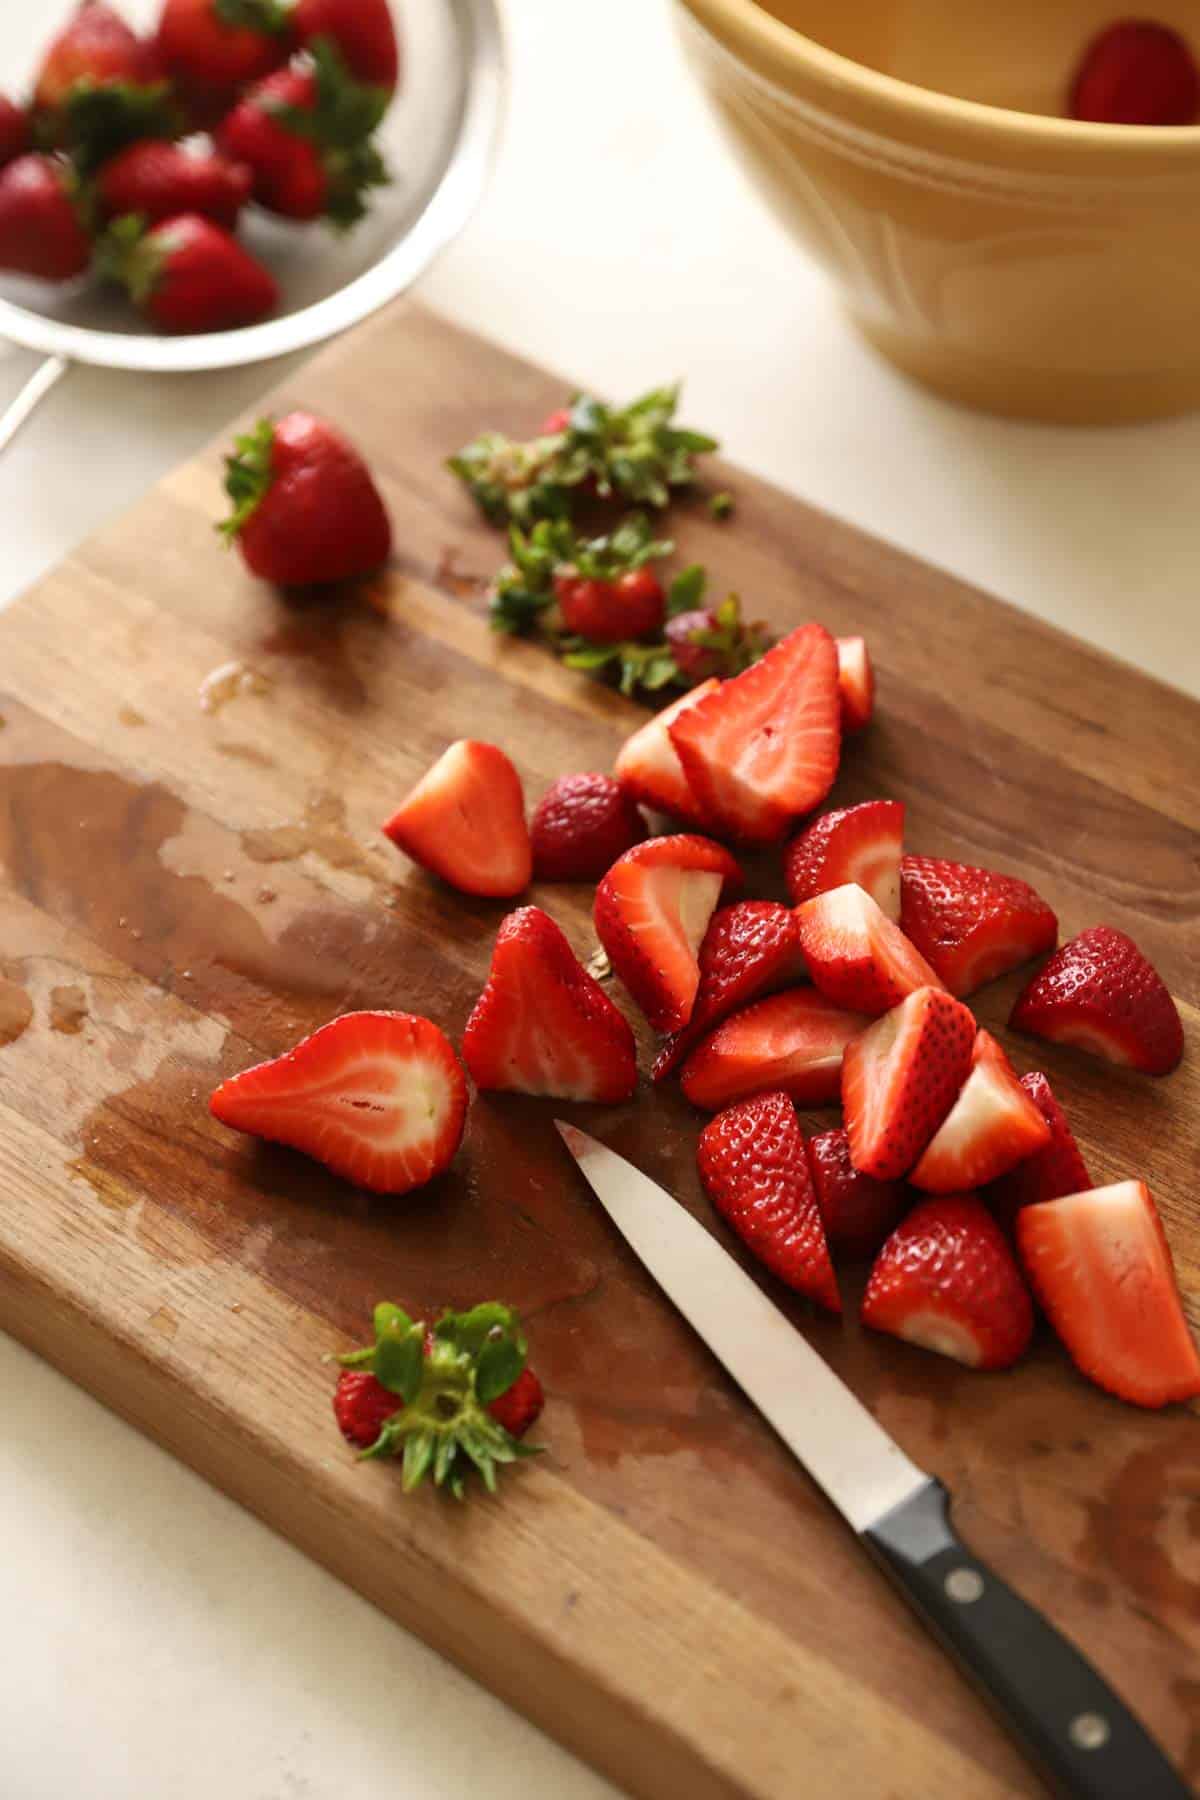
[796,883,944,1016]
[805,1128,907,1258]
[842,986,977,1181]
[593,835,742,1032]
[211,1011,468,1196]
[383,740,531,899]
[698,1091,840,1311]
[784,800,904,921]
[668,623,841,844]
[862,1194,1034,1371]
[1017,1181,1200,1408]
[909,1030,1051,1194]
[462,907,636,1104]
[613,679,718,826]
[987,1071,1093,1227]
[1009,925,1183,1077]
[680,987,869,1112]
[835,635,874,734]
[900,855,1058,999]
[652,900,806,1082]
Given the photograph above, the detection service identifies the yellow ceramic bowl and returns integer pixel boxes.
[673,0,1200,421]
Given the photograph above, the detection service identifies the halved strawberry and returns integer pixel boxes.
[987,1071,1093,1226]
[594,835,742,1032]
[613,679,718,826]
[784,800,904,921]
[211,1011,468,1196]
[805,1127,907,1258]
[652,900,806,1082]
[862,1194,1034,1371]
[680,987,869,1112]
[668,623,841,844]
[909,1030,1051,1194]
[1009,925,1184,1077]
[698,1091,840,1311]
[795,883,944,1016]
[842,987,977,1181]
[1017,1181,1200,1408]
[383,740,531,899]
[462,907,636,1104]
[836,635,874,734]
[900,855,1058,999]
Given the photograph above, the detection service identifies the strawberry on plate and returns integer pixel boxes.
[698,1091,840,1311]
[0,155,92,282]
[842,986,976,1181]
[613,679,718,827]
[211,1011,469,1196]
[157,0,294,127]
[805,1127,907,1258]
[909,1030,1051,1194]
[680,987,869,1112]
[668,623,842,844]
[97,138,252,229]
[795,882,944,1016]
[530,773,645,882]
[900,855,1058,999]
[784,800,904,921]
[1009,925,1184,1076]
[835,635,874,734]
[384,741,531,899]
[862,1194,1034,1370]
[294,0,402,92]
[100,212,278,332]
[594,835,742,1032]
[462,906,636,1103]
[652,900,805,1082]
[987,1071,1093,1226]
[222,412,392,586]
[1017,1181,1200,1408]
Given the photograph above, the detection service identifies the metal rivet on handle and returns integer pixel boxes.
[1070,1714,1111,1751]
[944,1568,985,1604]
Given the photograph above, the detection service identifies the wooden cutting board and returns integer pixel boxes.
[1,302,1197,1800]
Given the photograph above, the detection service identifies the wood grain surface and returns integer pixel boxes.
[0,302,1197,1800]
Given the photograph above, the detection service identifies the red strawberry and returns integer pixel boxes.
[530,773,644,882]
[863,1194,1034,1371]
[593,835,742,1032]
[805,1128,906,1258]
[99,212,278,332]
[210,1011,469,1195]
[1017,1181,1200,1408]
[97,139,251,228]
[0,155,92,281]
[1070,21,1199,124]
[698,1091,840,1312]
[35,3,162,114]
[652,900,806,1082]
[1009,925,1183,1077]
[680,987,869,1112]
[613,678,718,826]
[987,1071,1093,1226]
[294,0,402,92]
[540,407,571,435]
[909,1030,1051,1194]
[156,0,294,126]
[835,635,874,734]
[669,622,841,843]
[784,800,904,921]
[463,906,636,1103]
[796,883,944,1016]
[0,97,30,169]
[222,412,392,587]
[334,1368,400,1449]
[554,566,665,644]
[842,986,977,1181]
[487,1366,545,1438]
[900,855,1058,998]
[383,741,531,899]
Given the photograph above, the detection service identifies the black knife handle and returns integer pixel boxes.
[864,1480,1190,1800]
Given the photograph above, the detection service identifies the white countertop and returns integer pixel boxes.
[1,4,1197,1798]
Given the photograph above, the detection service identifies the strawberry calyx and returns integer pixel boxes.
[267,39,390,228]
[215,0,293,33]
[662,565,771,679]
[219,418,277,540]
[38,79,181,175]
[491,511,671,636]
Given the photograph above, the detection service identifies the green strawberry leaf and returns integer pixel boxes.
[215,0,291,32]
[667,563,707,616]
[219,419,277,541]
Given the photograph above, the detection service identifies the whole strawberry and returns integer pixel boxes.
[0,97,30,170]
[0,155,92,282]
[156,0,294,127]
[222,412,393,585]
[100,212,278,333]
[34,2,174,173]
[293,0,402,92]
[97,139,252,229]
[1070,20,1199,124]
[531,773,646,881]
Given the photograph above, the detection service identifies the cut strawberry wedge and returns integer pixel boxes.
[652,900,806,1082]
[909,1030,1051,1194]
[462,906,636,1103]
[668,623,841,844]
[1009,925,1183,1077]
[383,740,531,898]
[842,986,977,1181]
[784,799,904,921]
[1017,1181,1200,1408]
[680,987,869,1112]
[805,1127,907,1258]
[795,882,944,1016]
[613,679,719,827]
[211,1011,469,1196]
[594,834,742,1032]
[835,635,874,734]
[987,1071,1093,1227]
[900,855,1058,999]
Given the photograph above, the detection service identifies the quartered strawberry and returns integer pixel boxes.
[784,799,904,921]
[384,740,531,899]
[1009,925,1183,1076]
[295,0,402,92]
[862,1194,1034,1371]
[796,883,944,1016]
[99,211,278,332]
[900,855,1059,998]
[0,155,92,281]
[668,622,842,844]
[0,97,30,170]
[530,773,645,882]
[613,679,718,827]
[1017,1181,1200,1408]
[157,0,294,126]
[211,1011,469,1196]
[698,1091,840,1311]
[842,986,977,1181]
[835,635,874,734]
[987,1071,1093,1226]
[909,1030,1051,1194]
[805,1127,907,1258]
[680,987,869,1112]
[1070,20,1199,124]
[594,835,742,1032]
[222,411,392,586]
[97,138,252,229]
[462,906,636,1104]
[652,900,805,1082]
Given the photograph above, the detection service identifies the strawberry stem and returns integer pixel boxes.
[220,418,277,541]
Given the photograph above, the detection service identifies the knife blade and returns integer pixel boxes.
[556,1121,1190,1800]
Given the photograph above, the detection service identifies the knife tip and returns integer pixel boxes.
[554,1119,587,1158]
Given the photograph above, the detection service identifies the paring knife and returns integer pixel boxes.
[555,1123,1190,1800]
